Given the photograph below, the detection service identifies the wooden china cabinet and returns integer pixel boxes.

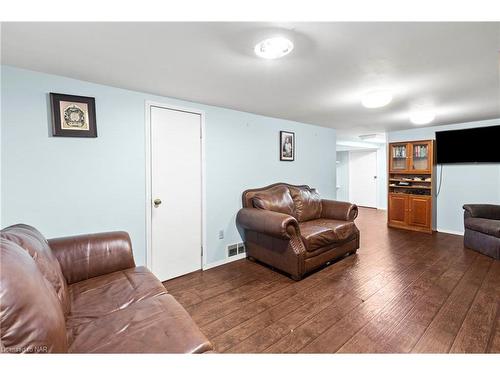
[387,140,435,233]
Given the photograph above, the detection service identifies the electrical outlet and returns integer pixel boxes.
[218,230,224,239]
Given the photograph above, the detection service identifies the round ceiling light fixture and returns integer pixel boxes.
[410,110,435,125]
[361,90,393,108]
[254,37,294,59]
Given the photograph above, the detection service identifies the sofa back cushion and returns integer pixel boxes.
[252,185,296,217]
[289,187,322,222]
[463,204,500,221]
[0,224,70,315]
[0,239,68,353]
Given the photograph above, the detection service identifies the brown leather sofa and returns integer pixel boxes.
[0,224,213,353]
[236,183,359,280]
[463,204,500,260]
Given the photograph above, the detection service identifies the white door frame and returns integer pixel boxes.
[145,100,207,272]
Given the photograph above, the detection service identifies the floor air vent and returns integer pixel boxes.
[228,244,238,257]
[228,243,246,257]
[237,242,245,254]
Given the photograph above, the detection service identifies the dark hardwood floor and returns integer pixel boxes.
[163,208,500,353]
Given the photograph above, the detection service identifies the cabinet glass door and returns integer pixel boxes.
[411,142,431,172]
[390,144,409,171]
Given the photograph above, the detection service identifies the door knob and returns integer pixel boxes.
[153,198,162,207]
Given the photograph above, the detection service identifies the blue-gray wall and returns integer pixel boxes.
[1,66,337,266]
[387,118,500,234]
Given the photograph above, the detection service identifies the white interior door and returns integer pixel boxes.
[348,150,378,208]
[151,106,202,281]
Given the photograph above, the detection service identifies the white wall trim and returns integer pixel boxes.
[144,100,207,272]
[203,253,247,270]
[437,228,464,236]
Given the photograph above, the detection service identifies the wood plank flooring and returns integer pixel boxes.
[163,208,500,353]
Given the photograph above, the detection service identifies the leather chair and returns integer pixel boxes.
[463,204,500,260]
[236,183,359,280]
[0,224,213,353]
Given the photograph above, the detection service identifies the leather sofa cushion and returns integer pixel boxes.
[299,219,357,252]
[49,231,136,285]
[252,185,295,217]
[465,217,500,238]
[289,187,322,222]
[0,224,70,315]
[1,239,68,353]
[68,293,213,353]
[66,266,168,332]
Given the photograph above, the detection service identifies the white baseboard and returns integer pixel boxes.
[437,228,464,236]
[203,227,463,269]
[203,252,247,270]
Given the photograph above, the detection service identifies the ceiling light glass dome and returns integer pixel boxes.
[410,110,436,125]
[361,90,393,108]
[254,37,294,59]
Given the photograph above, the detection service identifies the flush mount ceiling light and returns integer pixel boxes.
[254,37,294,59]
[361,90,393,108]
[410,110,435,125]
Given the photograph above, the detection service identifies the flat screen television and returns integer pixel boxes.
[435,125,500,164]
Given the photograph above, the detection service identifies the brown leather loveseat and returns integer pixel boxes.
[236,183,359,280]
[0,224,213,353]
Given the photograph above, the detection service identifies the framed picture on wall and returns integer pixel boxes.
[50,93,97,137]
[280,131,295,161]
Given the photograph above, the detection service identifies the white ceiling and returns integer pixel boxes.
[2,22,499,138]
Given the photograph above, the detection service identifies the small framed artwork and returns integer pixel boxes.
[50,93,97,137]
[280,131,295,161]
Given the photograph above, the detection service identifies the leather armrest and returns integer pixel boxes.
[463,204,500,220]
[48,231,136,284]
[236,208,299,240]
[321,199,358,221]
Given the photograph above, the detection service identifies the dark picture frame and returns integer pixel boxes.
[50,93,97,137]
[280,131,295,161]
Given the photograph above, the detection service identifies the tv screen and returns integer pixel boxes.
[436,125,500,164]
